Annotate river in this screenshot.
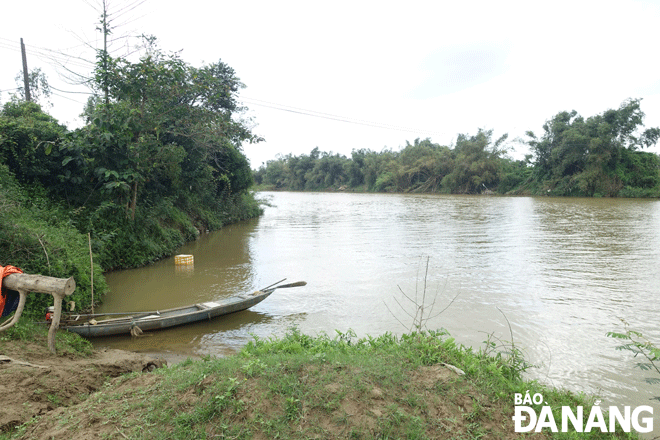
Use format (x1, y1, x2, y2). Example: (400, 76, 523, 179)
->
(95, 191, 660, 430)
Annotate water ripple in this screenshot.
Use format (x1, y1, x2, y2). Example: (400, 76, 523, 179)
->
(102, 192, 660, 435)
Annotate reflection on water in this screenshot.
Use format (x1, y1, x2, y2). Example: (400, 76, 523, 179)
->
(92, 309, 275, 358)
(100, 221, 262, 312)
(96, 192, 660, 436)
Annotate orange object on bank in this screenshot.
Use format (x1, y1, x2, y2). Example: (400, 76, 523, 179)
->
(0, 265, 23, 316)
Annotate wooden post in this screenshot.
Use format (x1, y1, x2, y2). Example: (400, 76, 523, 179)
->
(88, 232, 94, 315)
(49, 293, 65, 353)
(1, 274, 76, 353)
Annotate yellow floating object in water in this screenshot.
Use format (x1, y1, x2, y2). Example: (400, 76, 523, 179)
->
(174, 254, 194, 265)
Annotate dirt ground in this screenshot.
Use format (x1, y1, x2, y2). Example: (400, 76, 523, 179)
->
(0, 339, 165, 433)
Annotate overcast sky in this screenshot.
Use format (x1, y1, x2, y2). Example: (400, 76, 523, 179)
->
(2, 0, 660, 168)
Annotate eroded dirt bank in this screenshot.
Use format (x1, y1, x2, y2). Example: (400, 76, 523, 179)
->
(0, 339, 165, 432)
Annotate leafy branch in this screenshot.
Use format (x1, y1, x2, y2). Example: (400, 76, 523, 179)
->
(607, 319, 660, 400)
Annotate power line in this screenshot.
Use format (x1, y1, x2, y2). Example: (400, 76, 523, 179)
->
(0, 38, 95, 71)
(0, 36, 93, 59)
(0, 34, 138, 71)
(50, 90, 87, 104)
(241, 97, 444, 136)
(2, 38, 443, 137)
(50, 85, 94, 95)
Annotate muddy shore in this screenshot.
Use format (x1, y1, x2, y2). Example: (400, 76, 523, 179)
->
(0, 339, 167, 432)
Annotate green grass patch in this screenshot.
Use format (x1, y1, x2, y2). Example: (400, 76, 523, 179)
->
(0, 320, 93, 357)
(1, 328, 646, 439)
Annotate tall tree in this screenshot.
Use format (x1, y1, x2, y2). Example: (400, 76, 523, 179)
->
(63, 38, 260, 219)
(527, 99, 660, 196)
(442, 129, 507, 194)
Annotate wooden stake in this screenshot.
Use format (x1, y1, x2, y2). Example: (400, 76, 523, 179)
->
(48, 293, 64, 354)
(88, 232, 94, 315)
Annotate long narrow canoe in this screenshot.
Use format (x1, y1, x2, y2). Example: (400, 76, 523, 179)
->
(61, 288, 275, 338)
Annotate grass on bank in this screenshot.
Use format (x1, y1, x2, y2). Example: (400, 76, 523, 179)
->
(0, 320, 94, 358)
(1, 326, 642, 440)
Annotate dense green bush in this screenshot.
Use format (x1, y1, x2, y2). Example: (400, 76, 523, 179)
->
(0, 164, 107, 315)
(0, 101, 67, 189)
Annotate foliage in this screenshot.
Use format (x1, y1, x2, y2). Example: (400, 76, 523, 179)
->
(0, 163, 107, 314)
(0, 101, 67, 188)
(607, 320, 660, 401)
(62, 38, 260, 220)
(12, 68, 53, 107)
(0, 35, 263, 313)
(255, 99, 660, 197)
(526, 98, 660, 196)
(255, 134, 520, 194)
(442, 129, 507, 194)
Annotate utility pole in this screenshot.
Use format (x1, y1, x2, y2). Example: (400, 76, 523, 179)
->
(20, 38, 31, 102)
(101, 0, 109, 105)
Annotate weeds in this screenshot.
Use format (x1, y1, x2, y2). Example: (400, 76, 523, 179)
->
(480, 307, 533, 377)
(284, 396, 301, 421)
(241, 358, 267, 377)
(0, 320, 93, 356)
(385, 256, 460, 332)
(607, 319, 660, 401)
(386, 257, 532, 381)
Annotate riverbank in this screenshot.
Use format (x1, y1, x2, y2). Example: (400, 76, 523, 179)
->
(0, 324, 644, 439)
(1, 97, 266, 317)
(0, 154, 264, 317)
(0, 322, 165, 433)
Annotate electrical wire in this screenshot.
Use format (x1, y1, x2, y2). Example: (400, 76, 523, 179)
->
(241, 96, 444, 136)
(0, 38, 94, 71)
(50, 85, 94, 95)
(2, 38, 444, 137)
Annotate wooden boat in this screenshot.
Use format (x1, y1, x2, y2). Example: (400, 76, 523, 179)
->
(61, 281, 304, 338)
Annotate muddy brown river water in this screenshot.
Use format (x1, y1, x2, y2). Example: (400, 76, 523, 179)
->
(94, 191, 660, 434)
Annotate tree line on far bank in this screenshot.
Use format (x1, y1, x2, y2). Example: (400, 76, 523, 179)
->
(254, 99, 660, 198)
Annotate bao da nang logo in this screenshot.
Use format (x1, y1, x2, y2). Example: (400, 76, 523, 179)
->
(513, 392, 654, 433)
